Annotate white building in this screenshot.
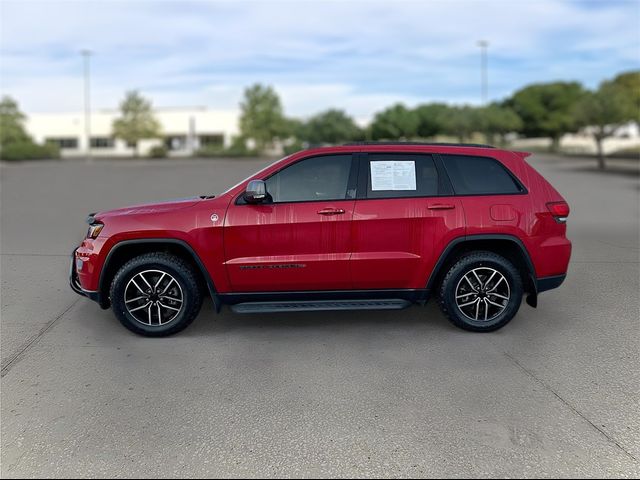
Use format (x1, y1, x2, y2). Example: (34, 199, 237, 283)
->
(25, 107, 239, 157)
(511, 121, 640, 155)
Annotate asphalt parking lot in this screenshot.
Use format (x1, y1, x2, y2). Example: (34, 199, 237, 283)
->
(1, 153, 639, 478)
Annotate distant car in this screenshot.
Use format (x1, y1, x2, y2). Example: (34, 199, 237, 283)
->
(71, 142, 571, 336)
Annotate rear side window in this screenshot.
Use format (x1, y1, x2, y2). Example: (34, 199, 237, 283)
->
(441, 155, 523, 195)
(366, 153, 439, 198)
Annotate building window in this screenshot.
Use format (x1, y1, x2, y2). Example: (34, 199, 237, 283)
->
(45, 137, 78, 149)
(164, 135, 187, 151)
(198, 134, 224, 147)
(90, 137, 115, 149)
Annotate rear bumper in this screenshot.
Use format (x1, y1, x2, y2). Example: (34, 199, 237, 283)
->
(526, 273, 566, 308)
(70, 248, 103, 305)
(536, 274, 566, 293)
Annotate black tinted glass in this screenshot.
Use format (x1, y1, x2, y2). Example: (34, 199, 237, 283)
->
(442, 155, 522, 195)
(366, 154, 439, 198)
(266, 154, 352, 203)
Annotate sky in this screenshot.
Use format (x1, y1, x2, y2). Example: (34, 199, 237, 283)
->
(0, 0, 638, 122)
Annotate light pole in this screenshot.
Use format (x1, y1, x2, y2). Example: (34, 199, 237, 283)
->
(80, 49, 92, 159)
(477, 40, 489, 105)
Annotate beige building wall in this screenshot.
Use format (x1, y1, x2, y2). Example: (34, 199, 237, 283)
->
(25, 107, 239, 157)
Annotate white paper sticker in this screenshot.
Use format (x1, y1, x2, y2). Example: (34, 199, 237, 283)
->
(370, 161, 416, 191)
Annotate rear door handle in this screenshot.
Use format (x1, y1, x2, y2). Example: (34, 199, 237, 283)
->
(428, 203, 455, 210)
(317, 208, 346, 215)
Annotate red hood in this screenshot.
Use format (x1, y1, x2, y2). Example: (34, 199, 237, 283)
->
(95, 196, 204, 220)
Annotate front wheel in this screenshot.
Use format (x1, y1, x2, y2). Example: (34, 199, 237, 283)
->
(438, 251, 523, 332)
(110, 252, 203, 337)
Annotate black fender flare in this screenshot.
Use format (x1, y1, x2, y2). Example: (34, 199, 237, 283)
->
(99, 238, 221, 311)
(426, 234, 538, 307)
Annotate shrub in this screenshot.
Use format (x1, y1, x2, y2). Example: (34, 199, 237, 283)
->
(148, 145, 168, 158)
(223, 136, 258, 157)
(0, 141, 60, 161)
(194, 144, 226, 158)
(194, 137, 258, 158)
(283, 140, 305, 156)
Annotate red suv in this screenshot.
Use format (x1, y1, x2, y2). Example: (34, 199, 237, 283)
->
(70, 143, 571, 336)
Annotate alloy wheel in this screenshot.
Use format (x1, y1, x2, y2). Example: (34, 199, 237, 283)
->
(124, 269, 184, 326)
(454, 267, 510, 322)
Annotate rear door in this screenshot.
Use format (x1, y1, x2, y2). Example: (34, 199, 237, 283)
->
(223, 154, 357, 292)
(351, 152, 465, 289)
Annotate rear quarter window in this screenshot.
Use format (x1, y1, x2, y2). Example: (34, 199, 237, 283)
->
(441, 154, 523, 195)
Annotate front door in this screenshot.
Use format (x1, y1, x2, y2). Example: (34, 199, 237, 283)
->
(224, 154, 357, 292)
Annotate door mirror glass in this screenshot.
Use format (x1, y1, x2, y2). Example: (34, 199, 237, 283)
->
(243, 179, 268, 204)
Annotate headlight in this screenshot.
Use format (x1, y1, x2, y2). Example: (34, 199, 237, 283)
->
(87, 222, 104, 239)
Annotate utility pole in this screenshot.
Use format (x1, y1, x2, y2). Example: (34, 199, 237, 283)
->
(477, 40, 489, 105)
(80, 49, 92, 160)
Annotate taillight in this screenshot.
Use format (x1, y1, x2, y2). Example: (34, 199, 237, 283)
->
(547, 201, 570, 223)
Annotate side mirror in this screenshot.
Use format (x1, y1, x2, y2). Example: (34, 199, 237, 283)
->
(243, 179, 267, 204)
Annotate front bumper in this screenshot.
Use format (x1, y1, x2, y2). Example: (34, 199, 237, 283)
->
(70, 248, 103, 305)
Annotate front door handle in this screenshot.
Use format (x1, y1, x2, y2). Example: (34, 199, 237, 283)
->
(317, 208, 346, 215)
(428, 203, 456, 210)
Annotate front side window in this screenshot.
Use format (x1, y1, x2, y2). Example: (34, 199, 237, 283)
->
(441, 155, 523, 195)
(366, 153, 439, 198)
(265, 154, 352, 203)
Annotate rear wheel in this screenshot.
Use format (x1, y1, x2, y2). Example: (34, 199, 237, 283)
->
(438, 251, 523, 332)
(110, 252, 203, 337)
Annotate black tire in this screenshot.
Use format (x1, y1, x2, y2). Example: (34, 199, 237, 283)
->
(438, 251, 523, 332)
(110, 252, 203, 337)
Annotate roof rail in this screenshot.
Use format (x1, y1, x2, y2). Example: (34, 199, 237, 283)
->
(343, 141, 495, 148)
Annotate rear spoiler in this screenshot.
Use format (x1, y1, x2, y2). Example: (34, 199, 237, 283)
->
(512, 151, 532, 159)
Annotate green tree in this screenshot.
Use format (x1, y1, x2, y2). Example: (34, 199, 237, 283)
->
(477, 104, 523, 145)
(507, 82, 586, 151)
(298, 109, 362, 145)
(608, 70, 640, 124)
(0, 96, 31, 146)
(414, 103, 450, 139)
(112, 90, 162, 157)
(574, 82, 635, 170)
(239, 84, 288, 154)
(370, 103, 419, 140)
(440, 106, 479, 143)
(287, 117, 308, 141)
(0, 96, 59, 160)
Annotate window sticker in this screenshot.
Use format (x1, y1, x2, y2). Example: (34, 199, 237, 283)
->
(370, 161, 416, 191)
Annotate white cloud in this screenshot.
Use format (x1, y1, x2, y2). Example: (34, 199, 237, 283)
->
(1, 0, 638, 120)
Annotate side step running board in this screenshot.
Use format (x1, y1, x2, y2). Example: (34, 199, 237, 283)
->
(231, 299, 411, 314)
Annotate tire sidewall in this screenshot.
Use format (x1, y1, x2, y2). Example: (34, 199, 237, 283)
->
(442, 255, 522, 331)
(111, 256, 199, 336)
